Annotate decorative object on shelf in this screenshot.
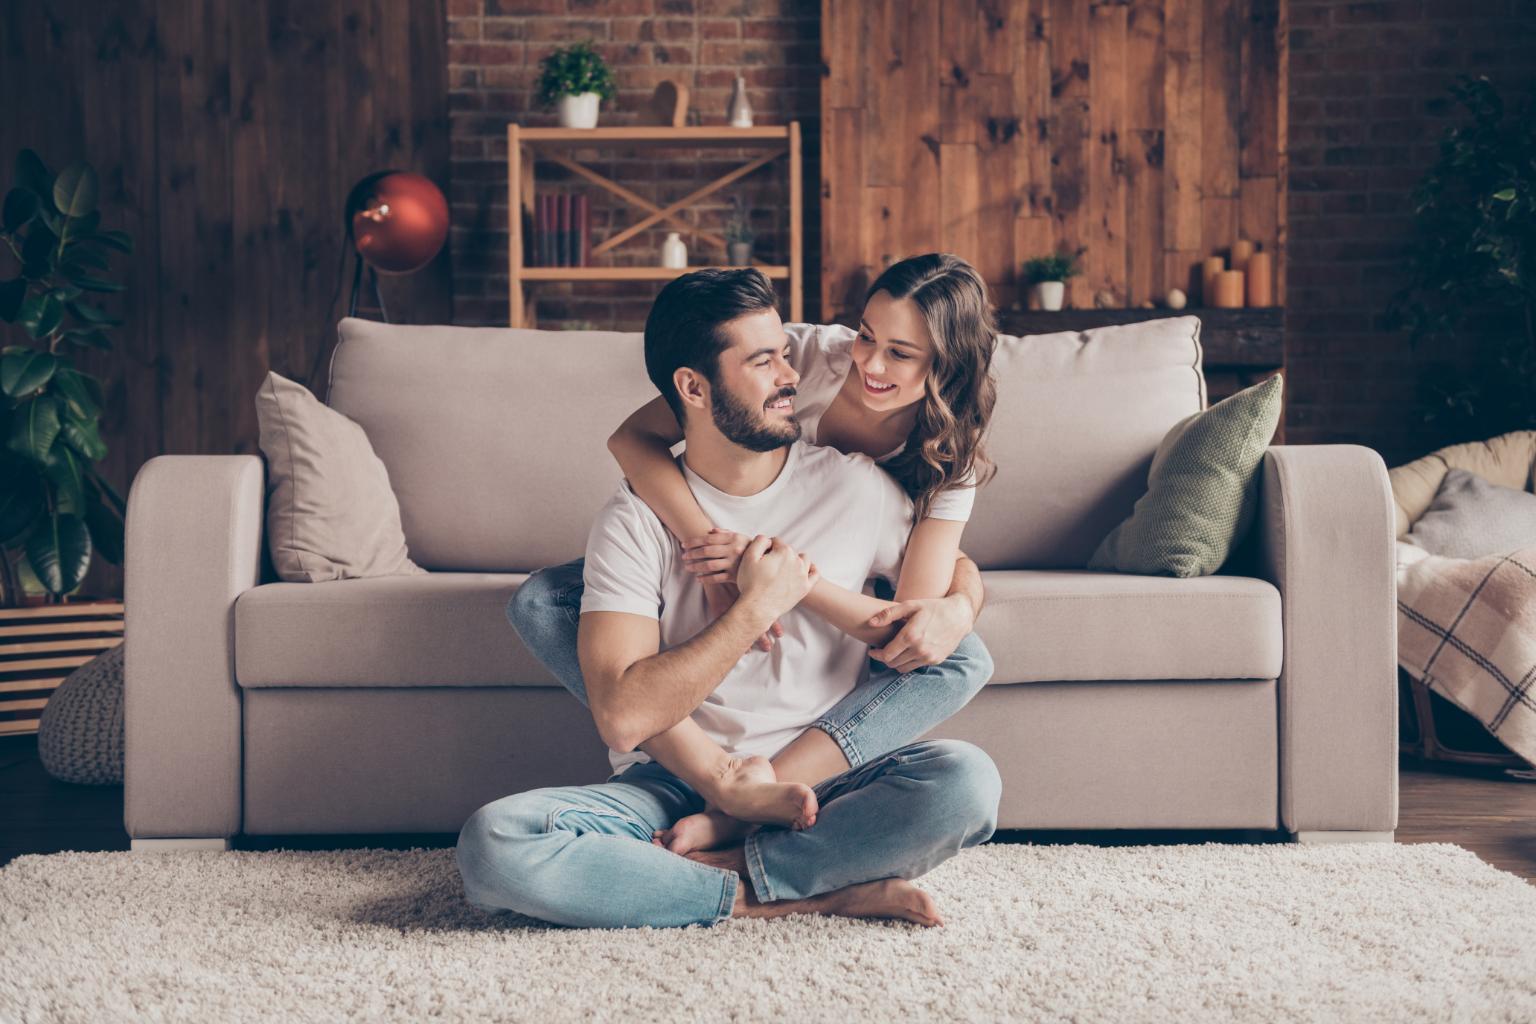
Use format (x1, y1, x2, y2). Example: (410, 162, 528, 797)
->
(1166, 287, 1187, 310)
(1201, 255, 1226, 306)
(0, 149, 129, 607)
(535, 41, 616, 130)
(1021, 248, 1084, 312)
(661, 231, 688, 269)
(534, 192, 589, 267)
(1246, 250, 1273, 306)
(1231, 238, 1255, 272)
(727, 75, 754, 128)
(724, 195, 755, 265)
(36, 643, 123, 782)
(1093, 289, 1116, 309)
(650, 80, 689, 128)
(1, 598, 123, 741)
(1212, 269, 1246, 308)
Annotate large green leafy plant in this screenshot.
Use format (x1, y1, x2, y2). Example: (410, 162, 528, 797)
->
(1386, 75, 1536, 437)
(0, 149, 129, 606)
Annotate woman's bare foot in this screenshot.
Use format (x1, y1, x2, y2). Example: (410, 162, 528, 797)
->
(701, 755, 818, 829)
(653, 808, 751, 855)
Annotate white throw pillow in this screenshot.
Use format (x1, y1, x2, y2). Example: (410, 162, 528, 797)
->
(254, 371, 426, 583)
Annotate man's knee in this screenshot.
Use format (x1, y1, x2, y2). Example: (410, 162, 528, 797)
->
(455, 793, 550, 911)
(507, 570, 558, 632)
(922, 739, 1002, 842)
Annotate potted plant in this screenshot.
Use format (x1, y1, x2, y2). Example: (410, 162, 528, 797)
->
(1021, 248, 1085, 311)
(0, 149, 129, 608)
(725, 196, 755, 266)
(535, 41, 618, 130)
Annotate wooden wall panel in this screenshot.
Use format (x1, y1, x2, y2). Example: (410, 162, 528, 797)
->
(0, 0, 449, 599)
(821, 0, 1287, 323)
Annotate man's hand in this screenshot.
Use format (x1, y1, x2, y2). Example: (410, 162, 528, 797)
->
(866, 593, 977, 673)
(703, 580, 784, 653)
(735, 535, 818, 621)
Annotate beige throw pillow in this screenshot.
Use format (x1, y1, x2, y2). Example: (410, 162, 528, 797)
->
(254, 371, 426, 583)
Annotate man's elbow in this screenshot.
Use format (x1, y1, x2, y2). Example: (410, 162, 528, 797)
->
(592, 706, 647, 753)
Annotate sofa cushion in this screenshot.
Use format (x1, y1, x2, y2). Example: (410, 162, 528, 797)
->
(254, 371, 426, 583)
(1087, 373, 1284, 577)
(1405, 467, 1536, 559)
(327, 315, 1204, 572)
(234, 567, 1281, 688)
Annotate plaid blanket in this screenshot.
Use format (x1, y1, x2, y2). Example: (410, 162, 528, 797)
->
(1396, 541, 1536, 766)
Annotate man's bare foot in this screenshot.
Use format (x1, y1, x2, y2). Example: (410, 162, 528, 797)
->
(652, 809, 750, 855)
(702, 755, 818, 829)
(731, 876, 943, 927)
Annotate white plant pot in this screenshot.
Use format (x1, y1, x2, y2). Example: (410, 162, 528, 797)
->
(1033, 280, 1066, 311)
(556, 92, 601, 129)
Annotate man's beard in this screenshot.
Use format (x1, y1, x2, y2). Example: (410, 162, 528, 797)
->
(709, 382, 802, 452)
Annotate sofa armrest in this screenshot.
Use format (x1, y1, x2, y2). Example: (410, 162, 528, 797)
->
(1258, 445, 1398, 834)
(125, 455, 265, 840)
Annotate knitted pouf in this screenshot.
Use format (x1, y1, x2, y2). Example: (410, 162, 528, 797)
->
(36, 645, 124, 786)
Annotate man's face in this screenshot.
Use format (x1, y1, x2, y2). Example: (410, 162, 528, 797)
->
(704, 308, 802, 452)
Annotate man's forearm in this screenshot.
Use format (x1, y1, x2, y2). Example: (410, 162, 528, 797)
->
(947, 554, 984, 620)
(606, 599, 777, 751)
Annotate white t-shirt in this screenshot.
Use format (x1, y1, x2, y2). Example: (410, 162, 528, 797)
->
(581, 441, 914, 776)
(782, 322, 976, 523)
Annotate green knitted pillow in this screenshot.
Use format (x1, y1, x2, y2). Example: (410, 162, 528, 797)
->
(1088, 373, 1284, 578)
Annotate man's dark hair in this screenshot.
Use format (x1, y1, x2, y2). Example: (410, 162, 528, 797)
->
(644, 268, 779, 422)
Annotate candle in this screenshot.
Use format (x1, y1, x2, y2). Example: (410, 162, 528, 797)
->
(1231, 239, 1255, 273)
(1201, 256, 1226, 306)
(1245, 251, 1273, 306)
(1213, 269, 1246, 308)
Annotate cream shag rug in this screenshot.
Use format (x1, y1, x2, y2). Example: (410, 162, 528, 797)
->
(2, 842, 1534, 1023)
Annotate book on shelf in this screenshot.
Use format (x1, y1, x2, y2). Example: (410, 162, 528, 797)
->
(531, 191, 590, 267)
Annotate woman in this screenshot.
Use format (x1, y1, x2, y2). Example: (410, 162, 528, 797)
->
(511, 253, 999, 854)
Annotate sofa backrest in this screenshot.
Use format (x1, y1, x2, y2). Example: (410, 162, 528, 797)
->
(327, 314, 1204, 572)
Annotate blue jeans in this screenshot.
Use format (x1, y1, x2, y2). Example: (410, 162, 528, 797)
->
(506, 557, 995, 770)
(455, 738, 1002, 928)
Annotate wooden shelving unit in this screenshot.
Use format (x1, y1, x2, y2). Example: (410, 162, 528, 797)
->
(507, 124, 803, 328)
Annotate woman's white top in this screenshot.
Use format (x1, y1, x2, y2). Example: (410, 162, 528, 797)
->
(782, 322, 976, 523)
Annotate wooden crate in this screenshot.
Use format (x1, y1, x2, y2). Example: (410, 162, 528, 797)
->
(0, 600, 124, 736)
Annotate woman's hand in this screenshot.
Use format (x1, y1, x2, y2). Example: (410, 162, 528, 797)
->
(865, 594, 977, 673)
(703, 579, 785, 652)
(682, 528, 751, 585)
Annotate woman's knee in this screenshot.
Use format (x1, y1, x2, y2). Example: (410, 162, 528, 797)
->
(922, 739, 1002, 839)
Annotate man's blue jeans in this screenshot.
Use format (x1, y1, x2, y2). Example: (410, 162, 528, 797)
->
(455, 738, 1002, 928)
(505, 557, 995, 770)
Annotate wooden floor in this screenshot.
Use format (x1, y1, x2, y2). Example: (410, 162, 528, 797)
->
(2, 734, 1533, 880)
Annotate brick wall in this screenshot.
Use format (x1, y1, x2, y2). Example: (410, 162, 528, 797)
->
(446, 0, 820, 331)
(1286, 0, 1536, 466)
(447, 1, 1535, 468)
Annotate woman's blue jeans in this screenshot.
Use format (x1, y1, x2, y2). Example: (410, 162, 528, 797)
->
(506, 557, 994, 772)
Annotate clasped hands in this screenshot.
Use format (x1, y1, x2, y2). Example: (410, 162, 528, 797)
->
(683, 528, 974, 673)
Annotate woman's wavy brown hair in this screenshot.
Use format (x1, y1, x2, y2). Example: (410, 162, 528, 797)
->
(863, 253, 999, 521)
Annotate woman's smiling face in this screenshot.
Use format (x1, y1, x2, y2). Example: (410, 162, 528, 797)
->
(852, 289, 935, 411)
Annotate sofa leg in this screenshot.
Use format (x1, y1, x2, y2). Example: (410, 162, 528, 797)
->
(130, 838, 232, 853)
(1292, 830, 1395, 844)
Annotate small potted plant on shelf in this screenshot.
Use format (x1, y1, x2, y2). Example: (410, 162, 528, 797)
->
(1022, 248, 1085, 311)
(536, 41, 618, 130)
(0, 149, 130, 608)
(724, 196, 755, 266)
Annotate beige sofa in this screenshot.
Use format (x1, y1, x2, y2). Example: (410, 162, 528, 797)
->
(123, 314, 1398, 851)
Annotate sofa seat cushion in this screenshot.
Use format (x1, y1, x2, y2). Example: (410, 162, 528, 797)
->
(236, 569, 1281, 689)
(236, 573, 557, 688)
(976, 570, 1282, 683)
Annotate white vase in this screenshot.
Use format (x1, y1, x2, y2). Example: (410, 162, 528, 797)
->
(661, 232, 687, 269)
(1033, 280, 1065, 311)
(727, 76, 754, 128)
(556, 92, 601, 129)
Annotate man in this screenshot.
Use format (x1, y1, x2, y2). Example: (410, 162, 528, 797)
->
(456, 269, 1001, 928)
